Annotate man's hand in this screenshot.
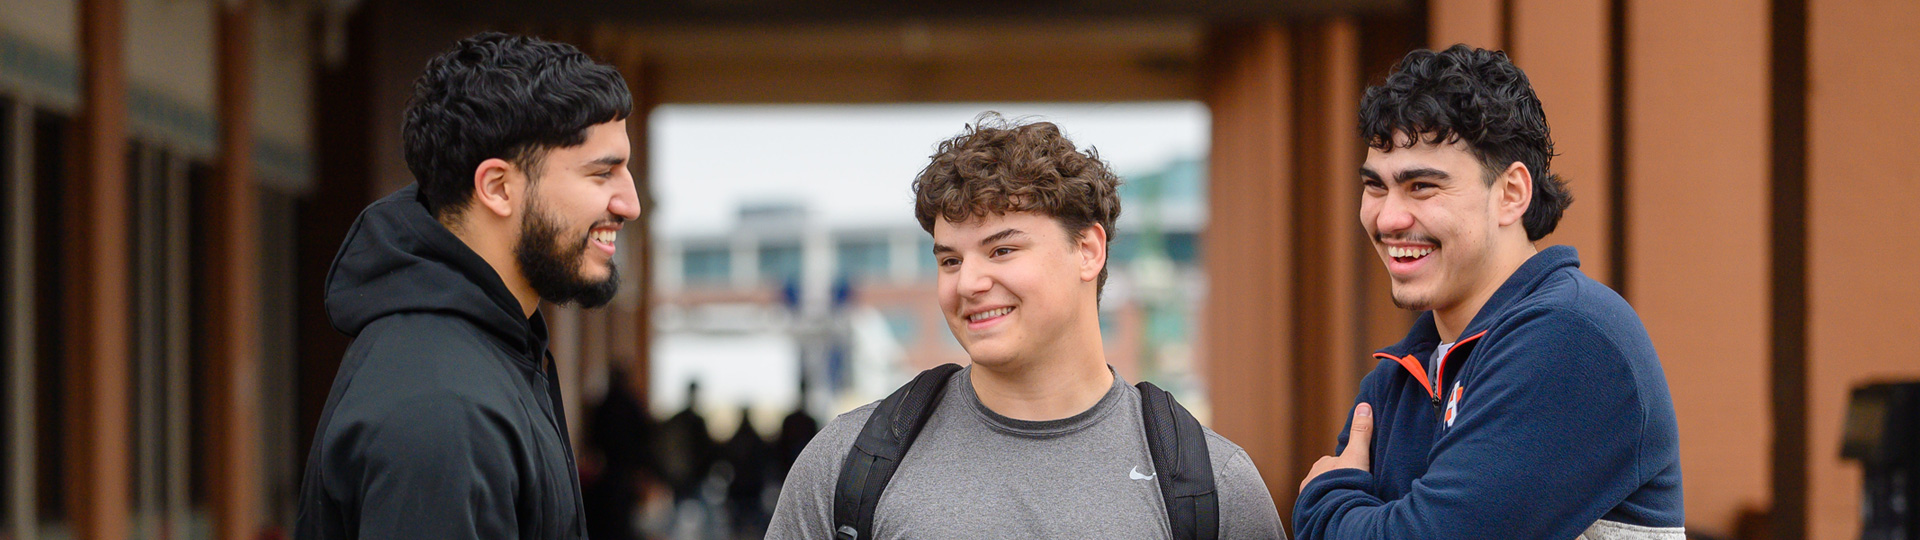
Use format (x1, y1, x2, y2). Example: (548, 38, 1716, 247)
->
(1300, 403, 1374, 493)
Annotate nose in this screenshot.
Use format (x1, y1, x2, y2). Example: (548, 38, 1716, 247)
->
(608, 168, 642, 221)
(955, 258, 993, 298)
(1372, 191, 1415, 235)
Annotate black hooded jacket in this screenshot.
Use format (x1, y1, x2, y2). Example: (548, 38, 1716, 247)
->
(296, 184, 586, 539)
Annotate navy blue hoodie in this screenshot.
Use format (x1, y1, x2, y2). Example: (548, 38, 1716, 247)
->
(1293, 246, 1684, 540)
(296, 184, 586, 539)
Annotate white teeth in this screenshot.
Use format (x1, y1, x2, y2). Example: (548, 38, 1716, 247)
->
(1388, 246, 1434, 259)
(591, 230, 617, 243)
(967, 307, 1012, 322)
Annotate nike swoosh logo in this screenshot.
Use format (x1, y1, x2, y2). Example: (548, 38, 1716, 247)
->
(1130, 466, 1155, 480)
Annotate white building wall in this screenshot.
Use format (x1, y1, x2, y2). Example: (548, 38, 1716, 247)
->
(889, 229, 922, 284)
(0, 0, 314, 189)
(127, 0, 215, 148)
(0, 0, 76, 72)
(249, 1, 314, 191)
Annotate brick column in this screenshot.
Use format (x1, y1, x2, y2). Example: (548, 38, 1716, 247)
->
(1286, 18, 1371, 515)
(1805, 1, 1920, 538)
(1201, 20, 1295, 507)
(1509, 0, 1617, 285)
(67, 0, 132, 536)
(1624, 0, 1773, 534)
(207, 1, 262, 538)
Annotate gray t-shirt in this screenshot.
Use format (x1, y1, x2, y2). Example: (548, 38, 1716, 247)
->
(767, 366, 1285, 539)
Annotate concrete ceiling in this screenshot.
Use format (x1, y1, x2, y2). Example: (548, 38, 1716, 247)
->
(402, 0, 1416, 103)
(428, 0, 1413, 25)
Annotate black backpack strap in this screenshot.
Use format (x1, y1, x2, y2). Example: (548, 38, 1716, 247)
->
(831, 363, 964, 540)
(1138, 381, 1220, 540)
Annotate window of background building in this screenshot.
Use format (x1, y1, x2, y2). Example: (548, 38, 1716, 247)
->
(1110, 233, 1140, 261)
(758, 243, 801, 285)
(1108, 231, 1202, 266)
(835, 238, 889, 281)
(257, 186, 304, 524)
(126, 139, 151, 519)
(880, 308, 919, 346)
(127, 141, 192, 531)
(1165, 232, 1200, 265)
(0, 94, 13, 532)
(31, 108, 66, 526)
(918, 237, 935, 277)
(186, 160, 214, 510)
(682, 246, 730, 285)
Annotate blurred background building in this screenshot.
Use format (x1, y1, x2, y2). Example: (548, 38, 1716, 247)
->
(0, 0, 1915, 539)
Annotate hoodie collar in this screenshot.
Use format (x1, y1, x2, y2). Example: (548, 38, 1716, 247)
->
(324, 184, 546, 361)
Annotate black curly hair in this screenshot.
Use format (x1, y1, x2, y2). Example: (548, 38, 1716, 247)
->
(403, 32, 632, 222)
(1359, 44, 1571, 241)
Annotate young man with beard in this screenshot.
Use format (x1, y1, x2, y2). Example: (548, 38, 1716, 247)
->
(767, 115, 1284, 539)
(296, 32, 637, 539)
(1292, 45, 1685, 540)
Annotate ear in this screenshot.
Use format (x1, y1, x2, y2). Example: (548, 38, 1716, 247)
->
(472, 157, 522, 219)
(1494, 161, 1533, 228)
(1077, 223, 1108, 283)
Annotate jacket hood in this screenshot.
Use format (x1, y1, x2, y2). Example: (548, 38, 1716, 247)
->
(325, 184, 540, 353)
(1377, 245, 1583, 357)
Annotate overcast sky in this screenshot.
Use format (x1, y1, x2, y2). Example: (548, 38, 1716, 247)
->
(648, 102, 1210, 235)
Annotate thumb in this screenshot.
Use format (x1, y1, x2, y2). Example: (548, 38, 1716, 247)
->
(1342, 403, 1374, 461)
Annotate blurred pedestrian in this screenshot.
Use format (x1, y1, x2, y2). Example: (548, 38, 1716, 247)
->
(772, 379, 819, 483)
(586, 366, 652, 540)
(723, 406, 774, 537)
(658, 381, 717, 504)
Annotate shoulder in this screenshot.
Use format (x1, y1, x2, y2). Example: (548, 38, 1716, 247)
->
(1468, 273, 1673, 419)
(324, 321, 527, 454)
(355, 312, 501, 362)
(1502, 267, 1654, 352)
(784, 402, 879, 489)
(342, 314, 520, 407)
(1199, 427, 1263, 485)
(1198, 425, 1275, 507)
(316, 388, 524, 488)
(1200, 426, 1286, 538)
(1483, 274, 1660, 380)
(769, 401, 882, 539)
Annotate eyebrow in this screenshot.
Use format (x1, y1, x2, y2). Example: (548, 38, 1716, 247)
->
(1393, 167, 1450, 184)
(980, 228, 1027, 245)
(1360, 166, 1450, 184)
(580, 155, 626, 169)
(931, 228, 1029, 255)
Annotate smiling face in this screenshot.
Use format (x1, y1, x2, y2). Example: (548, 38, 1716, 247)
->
(933, 211, 1105, 369)
(1359, 135, 1519, 316)
(513, 120, 640, 308)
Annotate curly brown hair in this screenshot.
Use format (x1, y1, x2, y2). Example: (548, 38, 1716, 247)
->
(912, 113, 1123, 297)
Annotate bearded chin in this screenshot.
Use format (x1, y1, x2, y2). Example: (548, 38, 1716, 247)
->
(516, 202, 621, 309)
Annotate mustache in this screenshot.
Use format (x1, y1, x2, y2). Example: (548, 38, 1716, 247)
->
(1374, 231, 1440, 246)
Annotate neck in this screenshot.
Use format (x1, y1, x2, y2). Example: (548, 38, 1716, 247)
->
(1433, 239, 1537, 343)
(448, 219, 540, 318)
(970, 308, 1111, 421)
